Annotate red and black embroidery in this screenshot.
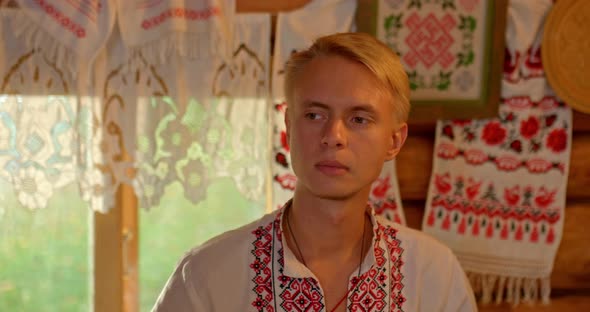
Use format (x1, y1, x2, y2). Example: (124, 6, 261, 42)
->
(250, 211, 407, 311)
(348, 267, 388, 311)
(437, 95, 569, 174)
(504, 45, 545, 83)
(436, 142, 566, 174)
(369, 175, 404, 223)
(250, 217, 278, 311)
(426, 172, 561, 244)
(278, 278, 324, 311)
(250, 211, 325, 311)
(347, 224, 406, 312)
(382, 225, 406, 311)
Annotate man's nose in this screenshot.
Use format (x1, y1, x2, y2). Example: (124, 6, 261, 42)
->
(321, 118, 347, 148)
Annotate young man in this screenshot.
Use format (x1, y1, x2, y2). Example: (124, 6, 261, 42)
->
(152, 32, 477, 312)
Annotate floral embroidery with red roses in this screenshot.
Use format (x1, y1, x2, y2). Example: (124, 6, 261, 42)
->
(438, 95, 569, 173)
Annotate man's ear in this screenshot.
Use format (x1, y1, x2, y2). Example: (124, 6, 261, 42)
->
(385, 122, 408, 161)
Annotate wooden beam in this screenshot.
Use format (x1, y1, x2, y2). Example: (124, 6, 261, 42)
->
(236, 0, 311, 13)
(122, 184, 139, 312)
(94, 193, 123, 312)
(572, 111, 590, 133)
(478, 294, 590, 311)
(94, 183, 138, 312)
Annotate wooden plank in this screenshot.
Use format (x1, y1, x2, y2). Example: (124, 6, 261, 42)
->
(236, 0, 311, 13)
(478, 294, 590, 311)
(122, 184, 139, 312)
(567, 136, 590, 199)
(94, 184, 138, 312)
(551, 200, 590, 290)
(94, 193, 123, 312)
(401, 200, 590, 291)
(397, 134, 590, 200)
(397, 135, 434, 200)
(573, 111, 590, 133)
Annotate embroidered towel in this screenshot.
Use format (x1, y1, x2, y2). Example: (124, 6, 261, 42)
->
(271, 0, 405, 224)
(12, 0, 116, 77)
(423, 0, 571, 305)
(116, 0, 235, 65)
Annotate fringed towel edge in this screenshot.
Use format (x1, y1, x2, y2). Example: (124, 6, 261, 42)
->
(467, 271, 551, 306)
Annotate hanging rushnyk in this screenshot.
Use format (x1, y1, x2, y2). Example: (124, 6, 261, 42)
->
(423, 0, 571, 305)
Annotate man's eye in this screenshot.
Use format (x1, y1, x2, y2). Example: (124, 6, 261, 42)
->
(351, 116, 368, 124)
(305, 113, 322, 120)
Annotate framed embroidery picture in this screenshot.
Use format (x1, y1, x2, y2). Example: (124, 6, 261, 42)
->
(356, 0, 508, 124)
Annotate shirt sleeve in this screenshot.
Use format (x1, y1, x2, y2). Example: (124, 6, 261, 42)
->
(443, 255, 478, 312)
(151, 255, 209, 312)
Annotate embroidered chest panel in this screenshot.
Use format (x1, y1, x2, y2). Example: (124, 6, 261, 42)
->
(249, 212, 406, 311)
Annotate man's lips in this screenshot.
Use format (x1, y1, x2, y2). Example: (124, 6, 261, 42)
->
(315, 160, 349, 175)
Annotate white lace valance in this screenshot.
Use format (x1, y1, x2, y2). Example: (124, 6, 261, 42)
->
(0, 10, 271, 212)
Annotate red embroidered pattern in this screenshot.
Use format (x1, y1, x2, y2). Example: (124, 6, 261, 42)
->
(370, 175, 403, 223)
(502, 96, 562, 111)
(250, 213, 406, 311)
(504, 46, 545, 83)
(250, 219, 277, 311)
(141, 6, 221, 30)
(349, 224, 405, 311)
(272, 101, 295, 195)
(382, 226, 406, 310)
(348, 268, 388, 310)
(436, 143, 566, 174)
(404, 13, 456, 69)
(274, 174, 296, 191)
(278, 278, 324, 311)
(438, 95, 569, 174)
(35, 0, 87, 38)
(250, 212, 325, 311)
(427, 172, 561, 244)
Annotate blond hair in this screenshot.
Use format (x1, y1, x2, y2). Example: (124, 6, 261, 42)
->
(283, 32, 410, 123)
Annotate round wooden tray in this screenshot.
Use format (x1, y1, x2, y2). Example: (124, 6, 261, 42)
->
(542, 0, 590, 114)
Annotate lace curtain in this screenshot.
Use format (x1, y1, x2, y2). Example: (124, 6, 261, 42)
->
(0, 9, 270, 213)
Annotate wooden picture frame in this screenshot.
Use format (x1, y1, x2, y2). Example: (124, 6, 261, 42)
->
(356, 0, 508, 125)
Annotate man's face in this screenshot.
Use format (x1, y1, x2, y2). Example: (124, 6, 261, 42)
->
(286, 55, 406, 200)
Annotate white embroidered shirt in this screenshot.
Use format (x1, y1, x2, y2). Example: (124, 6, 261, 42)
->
(152, 203, 477, 311)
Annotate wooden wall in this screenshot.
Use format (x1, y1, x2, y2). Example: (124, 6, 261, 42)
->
(397, 111, 590, 311)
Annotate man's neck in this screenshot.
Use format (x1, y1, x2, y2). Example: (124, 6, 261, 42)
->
(287, 185, 372, 261)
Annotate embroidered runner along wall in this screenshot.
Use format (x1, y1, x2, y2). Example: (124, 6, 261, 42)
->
(271, 0, 405, 223)
(423, 0, 571, 305)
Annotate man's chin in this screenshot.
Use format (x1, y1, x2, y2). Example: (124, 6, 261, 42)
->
(307, 185, 364, 201)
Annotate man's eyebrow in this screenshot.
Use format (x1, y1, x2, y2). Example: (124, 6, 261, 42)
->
(350, 104, 378, 115)
(303, 100, 330, 109)
(303, 101, 378, 115)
